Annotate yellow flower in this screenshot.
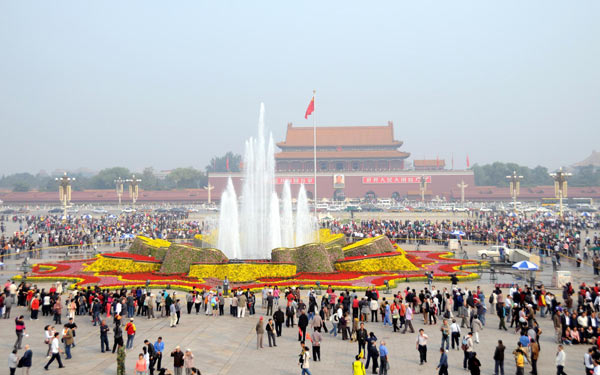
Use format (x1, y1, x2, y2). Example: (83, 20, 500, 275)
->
(188, 263, 296, 282)
(335, 253, 418, 272)
(138, 236, 171, 248)
(84, 256, 161, 273)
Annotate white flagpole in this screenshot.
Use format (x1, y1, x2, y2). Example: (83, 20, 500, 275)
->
(312, 89, 318, 219)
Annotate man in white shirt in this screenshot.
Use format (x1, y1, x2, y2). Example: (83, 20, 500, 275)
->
(555, 345, 566, 375)
(44, 332, 64, 370)
(416, 329, 428, 365)
(450, 319, 461, 350)
(585, 347, 595, 374)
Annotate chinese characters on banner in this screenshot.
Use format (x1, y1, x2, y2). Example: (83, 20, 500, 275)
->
(275, 177, 315, 185)
(362, 176, 431, 184)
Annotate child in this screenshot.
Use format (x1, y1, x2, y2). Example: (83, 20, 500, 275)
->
(135, 353, 147, 375)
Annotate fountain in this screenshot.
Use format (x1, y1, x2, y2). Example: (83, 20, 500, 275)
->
(217, 103, 316, 259)
(216, 178, 241, 258)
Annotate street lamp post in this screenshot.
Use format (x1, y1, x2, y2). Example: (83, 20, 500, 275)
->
(419, 175, 427, 203)
(549, 168, 572, 218)
(203, 183, 215, 204)
(126, 175, 142, 207)
(55, 172, 75, 219)
(457, 180, 468, 204)
(114, 178, 125, 208)
(506, 171, 523, 212)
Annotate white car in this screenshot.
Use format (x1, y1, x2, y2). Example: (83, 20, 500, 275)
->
(91, 208, 108, 214)
(121, 207, 136, 213)
(477, 245, 513, 259)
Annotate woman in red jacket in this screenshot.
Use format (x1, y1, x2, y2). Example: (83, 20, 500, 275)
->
(30, 295, 40, 320)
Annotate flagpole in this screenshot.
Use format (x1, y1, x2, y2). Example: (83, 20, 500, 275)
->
(312, 90, 318, 219)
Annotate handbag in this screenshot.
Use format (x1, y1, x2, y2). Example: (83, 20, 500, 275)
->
(17, 357, 24, 368)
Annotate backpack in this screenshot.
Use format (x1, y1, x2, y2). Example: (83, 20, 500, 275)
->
(461, 337, 469, 351)
(489, 294, 494, 304)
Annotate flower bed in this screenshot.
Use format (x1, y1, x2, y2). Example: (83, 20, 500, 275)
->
(137, 236, 171, 248)
(188, 262, 296, 282)
(18, 250, 483, 292)
(334, 252, 419, 272)
(84, 254, 161, 273)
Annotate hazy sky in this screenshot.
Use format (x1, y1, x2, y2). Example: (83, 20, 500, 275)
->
(1, 1, 598, 175)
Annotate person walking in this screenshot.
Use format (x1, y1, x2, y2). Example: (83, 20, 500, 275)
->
(112, 321, 124, 353)
(117, 344, 126, 375)
(468, 352, 481, 375)
(100, 320, 110, 353)
(14, 315, 25, 350)
(256, 316, 265, 349)
(440, 319, 450, 351)
(144, 340, 156, 375)
(365, 332, 378, 374)
(44, 332, 65, 370)
(462, 332, 474, 370)
(298, 311, 309, 342)
(512, 342, 529, 375)
(530, 338, 539, 375)
(450, 318, 461, 350)
(170, 303, 177, 327)
(312, 329, 322, 361)
(357, 322, 368, 356)
(125, 318, 136, 350)
(379, 340, 389, 375)
(184, 349, 195, 375)
(171, 346, 184, 375)
(266, 318, 277, 347)
(62, 324, 74, 360)
(299, 345, 312, 375)
(436, 348, 448, 375)
(273, 307, 284, 337)
(8, 349, 18, 375)
(555, 345, 566, 375)
(402, 305, 415, 334)
(20, 344, 32, 375)
(493, 340, 505, 375)
(353, 354, 366, 375)
(416, 329, 428, 365)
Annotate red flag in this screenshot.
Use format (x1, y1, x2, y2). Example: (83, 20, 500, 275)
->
(436, 155, 439, 169)
(226, 157, 230, 171)
(304, 96, 315, 119)
(466, 155, 470, 168)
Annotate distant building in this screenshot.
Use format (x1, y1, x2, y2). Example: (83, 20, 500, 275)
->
(275, 122, 410, 172)
(413, 159, 445, 171)
(572, 151, 600, 168)
(210, 122, 474, 201)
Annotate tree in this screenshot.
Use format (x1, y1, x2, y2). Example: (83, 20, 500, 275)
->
(206, 152, 242, 173)
(88, 167, 130, 189)
(473, 162, 552, 187)
(139, 167, 160, 190)
(12, 182, 30, 192)
(166, 167, 207, 189)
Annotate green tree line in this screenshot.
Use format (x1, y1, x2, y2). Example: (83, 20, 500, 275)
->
(472, 162, 600, 187)
(0, 152, 241, 192)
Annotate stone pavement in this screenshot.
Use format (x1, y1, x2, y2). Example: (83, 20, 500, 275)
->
(0, 278, 593, 375)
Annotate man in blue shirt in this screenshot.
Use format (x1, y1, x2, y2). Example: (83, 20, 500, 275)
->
(153, 336, 164, 370)
(436, 347, 448, 375)
(519, 333, 530, 348)
(379, 341, 389, 375)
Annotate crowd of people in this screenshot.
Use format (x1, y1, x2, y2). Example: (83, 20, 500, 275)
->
(324, 212, 600, 262)
(0, 212, 204, 261)
(4, 276, 600, 374)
